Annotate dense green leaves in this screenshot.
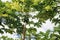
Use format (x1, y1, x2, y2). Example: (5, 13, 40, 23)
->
(0, 0, 59, 40)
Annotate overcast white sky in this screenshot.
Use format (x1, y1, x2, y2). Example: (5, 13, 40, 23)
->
(36, 19, 54, 33)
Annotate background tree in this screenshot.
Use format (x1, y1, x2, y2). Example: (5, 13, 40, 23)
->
(0, 0, 57, 40)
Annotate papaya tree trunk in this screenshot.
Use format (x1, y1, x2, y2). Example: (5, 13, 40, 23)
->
(29, 34, 31, 40)
(22, 24, 26, 40)
(22, 13, 29, 40)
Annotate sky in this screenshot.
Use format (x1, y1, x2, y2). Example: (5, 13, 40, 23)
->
(1, 0, 12, 2)
(37, 19, 54, 33)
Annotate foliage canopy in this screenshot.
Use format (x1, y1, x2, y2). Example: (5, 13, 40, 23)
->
(0, 0, 59, 40)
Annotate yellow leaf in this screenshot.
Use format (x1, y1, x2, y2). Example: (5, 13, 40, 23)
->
(10, 2, 21, 11)
(33, 0, 44, 5)
(20, 0, 24, 2)
(2, 14, 8, 17)
(5, 2, 11, 8)
(44, 5, 52, 11)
